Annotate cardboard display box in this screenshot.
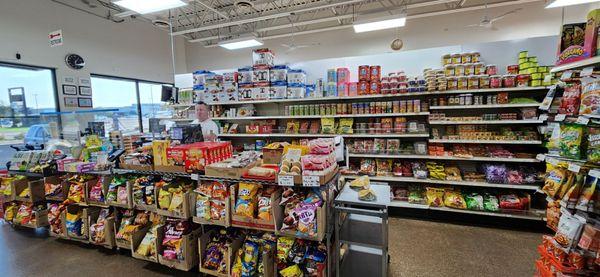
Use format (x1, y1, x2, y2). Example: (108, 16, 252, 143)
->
(14, 179, 44, 202)
(155, 188, 193, 219)
(3, 177, 27, 202)
(131, 225, 163, 263)
(191, 191, 231, 227)
(276, 193, 329, 242)
(204, 159, 259, 179)
(48, 209, 66, 238)
(13, 209, 49, 228)
(114, 219, 150, 250)
(86, 176, 111, 207)
(44, 176, 69, 201)
(119, 155, 154, 171)
(230, 184, 282, 232)
(64, 205, 90, 243)
(158, 228, 202, 271)
(278, 164, 338, 186)
(65, 178, 98, 206)
(198, 229, 244, 277)
(263, 148, 284, 165)
(88, 210, 116, 249)
(106, 180, 133, 209)
(154, 165, 186, 173)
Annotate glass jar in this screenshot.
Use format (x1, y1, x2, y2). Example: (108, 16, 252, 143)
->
(516, 74, 530, 87)
(457, 77, 468, 90)
(474, 63, 485, 75)
(479, 75, 490, 89)
(490, 75, 502, 88)
(502, 75, 517, 88)
(455, 64, 466, 76)
(471, 52, 481, 63)
(447, 77, 458, 90)
(451, 53, 461, 64)
(464, 63, 475, 76)
(486, 64, 498, 75)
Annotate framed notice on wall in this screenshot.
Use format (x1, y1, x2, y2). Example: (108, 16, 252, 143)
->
(77, 97, 92, 108)
(64, 97, 77, 108)
(62, 84, 77, 95)
(79, 86, 92, 96)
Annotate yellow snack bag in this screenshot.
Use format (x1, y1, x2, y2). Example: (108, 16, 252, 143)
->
(168, 190, 184, 212)
(337, 118, 354, 134)
(543, 163, 567, 198)
(444, 190, 467, 209)
(425, 187, 444, 207)
(158, 189, 172, 210)
(321, 118, 335, 134)
(19, 187, 30, 198)
(235, 183, 259, 217)
(280, 264, 303, 277)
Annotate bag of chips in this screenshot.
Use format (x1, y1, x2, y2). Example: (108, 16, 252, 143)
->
(276, 236, 295, 264)
(67, 183, 85, 203)
(117, 186, 128, 205)
(158, 189, 172, 210)
(576, 175, 598, 211)
(89, 179, 105, 202)
(280, 264, 303, 277)
(320, 117, 335, 134)
(66, 210, 83, 237)
(465, 193, 484, 210)
(425, 187, 444, 207)
(337, 118, 353, 134)
(543, 163, 567, 198)
(444, 190, 467, 209)
(241, 240, 259, 276)
(257, 191, 272, 221)
(235, 183, 260, 217)
(210, 200, 226, 220)
(162, 218, 191, 260)
(483, 193, 499, 212)
(555, 212, 584, 251)
(196, 194, 210, 219)
(296, 202, 317, 236)
(588, 127, 600, 164)
(169, 189, 184, 212)
(560, 124, 584, 159)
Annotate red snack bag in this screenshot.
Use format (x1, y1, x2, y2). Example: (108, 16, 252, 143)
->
(559, 82, 582, 115)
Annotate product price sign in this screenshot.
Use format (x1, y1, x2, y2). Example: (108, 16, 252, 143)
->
(576, 116, 590, 125)
(560, 71, 573, 81)
(302, 175, 320, 187)
(589, 169, 600, 178)
(581, 67, 594, 77)
(278, 175, 295, 187)
(539, 114, 548, 121)
(555, 114, 566, 122)
(546, 157, 559, 166)
(191, 174, 199, 181)
(536, 154, 546, 161)
(568, 163, 581, 173)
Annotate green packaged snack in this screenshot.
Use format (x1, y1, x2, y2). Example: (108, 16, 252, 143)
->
(321, 117, 335, 134)
(588, 127, 600, 164)
(465, 193, 484, 211)
(408, 185, 425, 204)
(559, 123, 584, 159)
(483, 193, 499, 212)
(337, 118, 354, 134)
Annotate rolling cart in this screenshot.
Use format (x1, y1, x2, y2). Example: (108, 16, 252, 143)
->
(334, 177, 390, 277)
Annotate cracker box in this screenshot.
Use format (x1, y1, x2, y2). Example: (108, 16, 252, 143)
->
(336, 68, 350, 85)
(237, 67, 253, 85)
(556, 23, 588, 65)
(252, 65, 270, 83)
(252, 48, 274, 67)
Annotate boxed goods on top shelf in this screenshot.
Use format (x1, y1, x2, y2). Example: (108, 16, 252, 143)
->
(429, 92, 540, 107)
(284, 99, 428, 117)
(151, 140, 233, 173)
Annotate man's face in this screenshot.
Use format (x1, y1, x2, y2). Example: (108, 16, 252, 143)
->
(195, 104, 209, 121)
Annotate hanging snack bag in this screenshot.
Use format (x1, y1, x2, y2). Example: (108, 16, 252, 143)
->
(196, 194, 210, 219)
(543, 163, 567, 198)
(425, 187, 444, 207)
(257, 187, 274, 221)
(376, 159, 392, 176)
(560, 123, 584, 159)
(68, 182, 85, 203)
(588, 127, 600, 164)
(579, 77, 600, 116)
(576, 175, 598, 211)
(296, 202, 317, 236)
(235, 182, 260, 217)
(558, 82, 582, 115)
(555, 212, 584, 250)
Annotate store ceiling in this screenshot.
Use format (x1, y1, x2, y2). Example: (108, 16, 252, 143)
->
(51, 0, 543, 45)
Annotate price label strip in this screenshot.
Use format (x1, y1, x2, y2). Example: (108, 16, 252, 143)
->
(302, 175, 321, 187)
(278, 175, 295, 187)
(581, 66, 594, 77)
(555, 114, 566, 122)
(536, 154, 546, 162)
(568, 163, 581, 173)
(576, 116, 590, 125)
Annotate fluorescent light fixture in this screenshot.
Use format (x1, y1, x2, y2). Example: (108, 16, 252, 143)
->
(546, 0, 600, 8)
(219, 37, 263, 50)
(114, 0, 187, 14)
(353, 14, 406, 33)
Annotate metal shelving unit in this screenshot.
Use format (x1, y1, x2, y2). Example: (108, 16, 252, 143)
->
(342, 174, 541, 190)
(218, 133, 430, 138)
(550, 56, 600, 73)
(389, 201, 544, 221)
(213, 112, 430, 120)
(429, 103, 541, 110)
(428, 119, 544, 125)
(347, 153, 540, 163)
(428, 139, 543, 145)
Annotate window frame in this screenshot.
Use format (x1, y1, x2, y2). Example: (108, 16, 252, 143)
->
(90, 73, 173, 132)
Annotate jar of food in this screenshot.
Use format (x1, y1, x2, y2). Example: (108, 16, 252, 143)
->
(414, 99, 421, 112)
(516, 74, 530, 87)
(507, 65, 519, 75)
(479, 75, 490, 89)
(502, 75, 516, 88)
(457, 76, 468, 90)
(490, 75, 502, 88)
(461, 53, 472, 64)
(486, 64, 498, 75)
(442, 54, 452, 66)
(455, 64, 465, 76)
(471, 52, 481, 63)
(473, 63, 485, 75)
(400, 101, 407, 113)
(451, 53, 461, 64)
(465, 94, 473, 105)
(447, 77, 458, 90)
(443, 65, 455, 77)
(464, 63, 475, 76)
(459, 95, 466, 105)
(467, 76, 479, 90)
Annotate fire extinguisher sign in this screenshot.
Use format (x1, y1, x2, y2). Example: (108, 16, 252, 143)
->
(49, 29, 63, 47)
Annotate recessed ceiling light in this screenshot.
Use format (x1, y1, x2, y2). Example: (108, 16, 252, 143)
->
(219, 37, 264, 50)
(114, 0, 187, 14)
(546, 0, 600, 8)
(353, 15, 407, 33)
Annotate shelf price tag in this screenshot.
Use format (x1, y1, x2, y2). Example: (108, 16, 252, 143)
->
(546, 157, 559, 166)
(561, 70, 573, 81)
(302, 175, 321, 187)
(555, 114, 566, 122)
(536, 154, 546, 161)
(589, 169, 600, 178)
(191, 174, 199, 181)
(539, 114, 549, 121)
(278, 175, 295, 187)
(581, 66, 594, 77)
(543, 74, 552, 83)
(576, 116, 590, 125)
(568, 163, 581, 173)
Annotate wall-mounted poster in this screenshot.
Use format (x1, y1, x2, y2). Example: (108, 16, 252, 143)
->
(62, 84, 77, 95)
(62, 76, 76, 84)
(64, 97, 77, 108)
(79, 86, 92, 96)
(78, 77, 91, 86)
(77, 97, 92, 108)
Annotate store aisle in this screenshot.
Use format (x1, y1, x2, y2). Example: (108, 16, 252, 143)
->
(0, 218, 541, 277)
(388, 218, 541, 277)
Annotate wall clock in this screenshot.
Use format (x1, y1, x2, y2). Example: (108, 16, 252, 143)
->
(65, 54, 85, 70)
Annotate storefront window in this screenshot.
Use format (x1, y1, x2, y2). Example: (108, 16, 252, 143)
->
(90, 76, 140, 134)
(138, 82, 172, 132)
(0, 63, 58, 168)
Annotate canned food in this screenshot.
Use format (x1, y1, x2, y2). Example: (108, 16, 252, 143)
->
(457, 77, 468, 90)
(461, 53, 472, 64)
(479, 75, 490, 89)
(467, 76, 479, 90)
(486, 65, 498, 75)
(502, 75, 516, 88)
(464, 63, 475, 76)
(442, 54, 452, 66)
(490, 75, 502, 88)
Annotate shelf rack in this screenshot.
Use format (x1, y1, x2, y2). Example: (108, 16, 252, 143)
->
(429, 103, 541, 110)
(346, 153, 540, 163)
(550, 56, 600, 73)
(388, 201, 544, 221)
(218, 133, 430, 138)
(342, 174, 541, 190)
(428, 139, 543, 145)
(213, 112, 430, 120)
(428, 119, 544, 125)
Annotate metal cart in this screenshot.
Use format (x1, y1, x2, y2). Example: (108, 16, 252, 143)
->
(334, 178, 390, 277)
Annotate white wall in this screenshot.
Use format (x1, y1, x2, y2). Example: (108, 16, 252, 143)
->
(184, 1, 592, 71)
(0, 0, 186, 111)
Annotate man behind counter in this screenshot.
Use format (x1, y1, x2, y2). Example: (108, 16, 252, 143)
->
(191, 101, 219, 142)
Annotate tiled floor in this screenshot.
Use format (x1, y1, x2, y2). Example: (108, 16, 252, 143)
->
(0, 217, 542, 277)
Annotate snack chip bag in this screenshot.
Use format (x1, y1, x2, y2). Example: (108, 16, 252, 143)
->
(89, 179, 105, 202)
(19, 187, 30, 198)
(169, 190, 184, 212)
(296, 203, 317, 236)
(337, 118, 353, 134)
(560, 124, 584, 159)
(117, 185, 128, 204)
(235, 183, 259, 217)
(67, 183, 84, 203)
(196, 194, 210, 219)
(543, 164, 567, 198)
(66, 210, 83, 237)
(444, 190, 467, 209)
(241, 240, 259, 276)
(555, 212, 584, 250)
(158, 189, 172, 210)
(276, 236, 295, 264)
(425, 187, 444, 207)
(257, 194, 272, 221)
(576, 175, 598, 211)
(320, 117, 335, 134)
(483, 193, 499, 212)
(280, 264, 303, 277)
(588, 127, 600, 164)
(579, 77, 600, 116)
(210, 200, 226, 220)
(465, 193, 484, 211)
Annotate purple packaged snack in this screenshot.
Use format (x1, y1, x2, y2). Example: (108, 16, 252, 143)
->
(484, 164, 507, 184)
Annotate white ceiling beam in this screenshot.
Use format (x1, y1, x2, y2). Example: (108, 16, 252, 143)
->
(193, 0, 229, 19)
